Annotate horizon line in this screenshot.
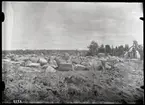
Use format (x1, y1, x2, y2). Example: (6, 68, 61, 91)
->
(2, 49, 88, 51)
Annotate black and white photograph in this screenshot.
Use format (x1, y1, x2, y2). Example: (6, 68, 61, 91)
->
(2, 2, 144, 104)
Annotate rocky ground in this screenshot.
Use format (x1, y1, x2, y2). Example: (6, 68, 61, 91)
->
(2, 53, 144, 104)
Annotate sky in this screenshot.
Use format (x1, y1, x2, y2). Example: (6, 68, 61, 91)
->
(2, 2, 143, 50)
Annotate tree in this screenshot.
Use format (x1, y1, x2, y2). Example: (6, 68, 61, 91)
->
(124, 44, 129, 52)
(114, 46, 118, 56)
(133, 40, 138, 49)
(111, 45, 115, 56)
(87, 41, 99, 56)
(105, 44, 111, 54)
(118, 45, 124, 56)
(98, 44, 105, 53)
(138, 44, 143, 60)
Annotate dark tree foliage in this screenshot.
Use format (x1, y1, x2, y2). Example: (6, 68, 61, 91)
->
(118, 45, 124, 57)
(124, 44, 129, 52)
(87, 41, 99, 56)
(114, 46, 118, 56)
(111, 45, 115, 56)
(86, 41, 129, 57)
(105, 45, 112, 54)
(98, 44, 105, 53)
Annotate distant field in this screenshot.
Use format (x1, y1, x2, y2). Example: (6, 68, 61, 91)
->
(2, 50, 88, 56)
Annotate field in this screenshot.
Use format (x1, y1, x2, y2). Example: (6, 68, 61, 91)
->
(2, 50, 144, 104)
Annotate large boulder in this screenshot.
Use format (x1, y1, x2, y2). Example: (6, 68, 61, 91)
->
(86, 56, 93, 59)
(107, 56, 120, 63)
(55, 57, 66, 66)
(19, 56, 29, 61)
(49, 59, 58, 69)
(58, 63, 73, 71)
(105, 62, 112, 69)
(26, 62, 40, 68)
(114, 62, 127, 71)
(97, 53, 106, 58)
(100, 57, 107, 62)
(81, 61, 90, 67)
(31, 54, 37, 57)
(20, 61, 27, 66)
(24, 60, 32, 66)
(11, 61, 25, 65)
(3, 58, 11, 62)
(29, 57, 39, 63)
(10, 55, 17, 61)
(45, 65, 56, 73)
(63, 53, 70, 61)
(11, 56, 29, 62)
(8, 53, 15, 57)
(38, 57, 48, 66)
(44, 56, 50, 62)
(74, 64, 89, 71)
(41, 64, 49, 69)
(71, 57, 82, 64)
(90, 59, 103, 70)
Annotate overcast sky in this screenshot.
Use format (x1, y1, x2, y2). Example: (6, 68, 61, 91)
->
(2, 2, 143, 50)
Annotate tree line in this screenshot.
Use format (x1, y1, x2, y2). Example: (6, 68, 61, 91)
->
(86, 41, 130, 57)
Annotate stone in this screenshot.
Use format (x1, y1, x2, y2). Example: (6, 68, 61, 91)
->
(38, 57, 48, 66)
(58, 63, 73, 71)
(55, 57, 66, 66)
(107, 56, 119, 63)
(74, 64, 88, 71)
(25, 60, 32, 66)
(11, 61, 25, 65)
(63, 53, 70, 61)
(45, 65, 56, 73)
(100, 57, 107, 62)
(67, 57, 73, 63)
(81, 61, 90, 67)
(30, 57, 39, 63)
(10, 56, 17, 61)
(71, 57, 82, 64)
(19, 56, 29, 62)
(44, 56, 50, 62)
(26, 63, 40, 68)
(3, 59, 11, 62)
(97, 53, 106, 58)
(31, 54, 37, 57)
(49, 59, 58, 69)
(86, 56, 93, 59)
(41, 64, 49, 69)
(105, 62, 112, 69)
(90, 59, 103, 70)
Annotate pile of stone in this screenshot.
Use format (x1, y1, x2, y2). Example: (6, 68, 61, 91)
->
(4, 52, 127, 73)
